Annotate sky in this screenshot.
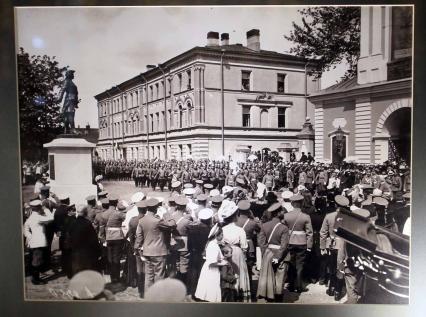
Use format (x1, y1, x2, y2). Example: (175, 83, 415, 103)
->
(15, 6, 349, 128)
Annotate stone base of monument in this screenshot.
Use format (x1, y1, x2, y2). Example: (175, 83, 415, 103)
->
(44, 134, 96, 205)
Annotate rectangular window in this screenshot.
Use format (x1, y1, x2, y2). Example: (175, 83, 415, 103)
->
(278, 107, 286, 128)
(277, 74, 286, 92)
(150, 114, 154, 132)
(188, 144, 192, 155)
(150, 86, 153, 101)
(241, 71, 251, 91)
(168, 109, 172, 128)
(242, 106, 251, 127)
(187, 70, 192, 89)
(179, 144, 183, 159)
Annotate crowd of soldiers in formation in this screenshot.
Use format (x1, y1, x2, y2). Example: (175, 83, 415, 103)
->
(23, 156, 411, 302)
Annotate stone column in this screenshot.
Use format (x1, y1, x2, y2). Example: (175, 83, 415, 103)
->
(355, 98, 372, 163)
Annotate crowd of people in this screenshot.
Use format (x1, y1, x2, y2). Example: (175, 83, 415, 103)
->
(23, 155, 411, 303)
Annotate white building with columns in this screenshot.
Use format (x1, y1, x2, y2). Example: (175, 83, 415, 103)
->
(309, 6, 412, 164)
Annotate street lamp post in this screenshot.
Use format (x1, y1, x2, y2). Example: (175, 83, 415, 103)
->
(105, 90, 115, 160)
(220, 50, 225, 156)
(115, 85, 125, 160)
(147, 64, 168, 160)
(139, 73, 149, 159)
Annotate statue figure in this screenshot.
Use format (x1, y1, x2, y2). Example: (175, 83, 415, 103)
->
(57, 70, 80, 134)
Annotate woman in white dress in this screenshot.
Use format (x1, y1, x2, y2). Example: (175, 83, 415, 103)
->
(195, 225, 226, 302)
(218, 200, 251, 302)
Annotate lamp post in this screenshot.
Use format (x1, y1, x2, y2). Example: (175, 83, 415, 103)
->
(147, 64, 168, 160)
(105, 90, 115, 160)
(139, 73, 149, 159)
(115, 85, 125, 160)
(220, 49, 226, 156)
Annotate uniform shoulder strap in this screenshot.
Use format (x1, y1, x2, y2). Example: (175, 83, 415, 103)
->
(268, 222, 282, 244)
(242, 218, 250, 230)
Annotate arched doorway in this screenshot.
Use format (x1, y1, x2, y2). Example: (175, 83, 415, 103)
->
(383, 108, 411, 162)
(374, 99, 412, 163)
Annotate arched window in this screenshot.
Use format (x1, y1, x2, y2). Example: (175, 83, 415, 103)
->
(187, 101, 192, 127)
(179, 105, 183, 129)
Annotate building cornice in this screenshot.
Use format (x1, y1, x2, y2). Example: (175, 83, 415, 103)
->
(95, 46, 316, 102)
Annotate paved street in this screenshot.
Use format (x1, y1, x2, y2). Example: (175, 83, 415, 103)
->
(23, 181, 345, 303)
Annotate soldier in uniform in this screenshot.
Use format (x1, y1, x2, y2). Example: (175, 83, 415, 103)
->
(283, 194, 313, 293)
(24, 200, 54, 285)
(53, 195, 75, 278)
(105, 201, 126, 285)
(85, 195, 99, 223)
(236, 200, 261, 301)
(170, 196, 193, 292)
(320, 195, 348, 300)
(257, 202, 289, 302)
(134, 198, 176, 290)
(210, 195, 224, 224)
(128, 201, 147, 297)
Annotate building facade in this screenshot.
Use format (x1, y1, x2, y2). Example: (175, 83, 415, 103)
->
(95, 29, 319, 161)
(309, 6, 412, 164)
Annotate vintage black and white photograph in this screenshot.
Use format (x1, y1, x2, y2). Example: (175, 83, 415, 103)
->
(16, 5, 412, 304)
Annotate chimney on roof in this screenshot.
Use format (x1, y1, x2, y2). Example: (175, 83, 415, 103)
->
(207, 31, 219, 46)
(246, 29, 260, 52)
(221, 33, 229, 46)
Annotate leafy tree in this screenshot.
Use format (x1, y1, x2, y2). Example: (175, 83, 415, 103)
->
(285, 7, 361, 80)
(17, 47, 67, 161)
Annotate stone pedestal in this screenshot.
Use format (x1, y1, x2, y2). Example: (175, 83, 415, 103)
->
(297, 117, 315, 156)
(43, 135, 97, 205)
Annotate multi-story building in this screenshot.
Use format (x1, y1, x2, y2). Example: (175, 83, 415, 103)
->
(309, 6, 412, 164)
(95, 29, 319, 161)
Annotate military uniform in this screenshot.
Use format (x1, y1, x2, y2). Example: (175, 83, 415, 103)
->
(283, 196, 313, 292)
(134, 199, 176, 290)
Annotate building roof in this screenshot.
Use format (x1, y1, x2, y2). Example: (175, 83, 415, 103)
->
(94, 44, 314, 101)
(309, 75, 411, 102)
(320, 76, 358, 94)
(75, 126, 99, 144)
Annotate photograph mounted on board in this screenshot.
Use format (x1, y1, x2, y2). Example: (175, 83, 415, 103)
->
(15, 5, 412, 304)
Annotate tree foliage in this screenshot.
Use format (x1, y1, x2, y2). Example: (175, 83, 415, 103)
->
(285, 7, 361, 80)
(18, 47, 67, 160)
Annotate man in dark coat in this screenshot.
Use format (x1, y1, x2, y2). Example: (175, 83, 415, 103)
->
(53, 195, 75, 278)
(69, 205, 101, 276)
(187, 208, 213, 299)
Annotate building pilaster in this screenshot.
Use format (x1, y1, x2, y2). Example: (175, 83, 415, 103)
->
(314, 105, 324, 160)
(355, 98, 372, 163)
